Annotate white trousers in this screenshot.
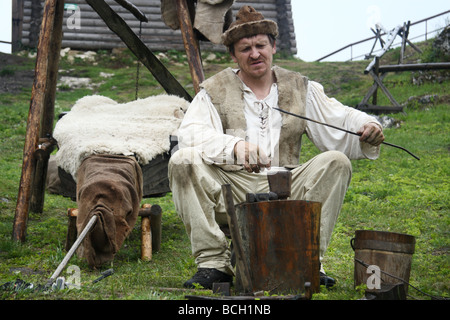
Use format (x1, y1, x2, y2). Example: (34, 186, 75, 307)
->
(168, 147, 352, 275)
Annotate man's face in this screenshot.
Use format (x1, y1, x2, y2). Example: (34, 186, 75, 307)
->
(231, 34, 276, 80)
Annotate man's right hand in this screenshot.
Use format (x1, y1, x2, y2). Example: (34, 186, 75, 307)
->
(234, 141, 271, 173)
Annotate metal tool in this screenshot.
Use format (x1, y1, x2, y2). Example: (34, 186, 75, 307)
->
(92, 268, 114, 284)
(45, 215, 98, 289)
(274, 107, 420, 160)
(246, 192, 278, 203)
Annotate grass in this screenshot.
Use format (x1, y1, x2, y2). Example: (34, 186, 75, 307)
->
(0, 40, 449, 301)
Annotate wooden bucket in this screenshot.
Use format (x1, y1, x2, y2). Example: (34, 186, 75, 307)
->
(351, 230, 415, 295)
(234, 200, 321, 295)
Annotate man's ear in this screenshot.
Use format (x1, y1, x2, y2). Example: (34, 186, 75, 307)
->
(272, 40, 277, 55)
(230, 52, 238, 63)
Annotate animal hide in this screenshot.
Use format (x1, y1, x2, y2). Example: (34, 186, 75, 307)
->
(160, 0, 234, 44)
(53, 94, 189, 180)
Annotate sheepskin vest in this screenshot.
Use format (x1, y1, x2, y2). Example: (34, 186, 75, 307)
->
(200, 66, 308, 167)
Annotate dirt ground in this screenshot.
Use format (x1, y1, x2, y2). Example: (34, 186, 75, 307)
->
(0, 52, 35, 94)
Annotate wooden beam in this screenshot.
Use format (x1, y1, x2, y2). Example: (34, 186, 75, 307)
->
(176, 0, 204, 94)
(12, 0, 59, 242)
(357, 104, 404, 114)
(359, 73, 388, 107)
(369, 70, 401, 107)
(365, 25, 402, 74)
(379, 63, 450, 73)
(86, 0, 192, 102)
(30, 0, 64, 213)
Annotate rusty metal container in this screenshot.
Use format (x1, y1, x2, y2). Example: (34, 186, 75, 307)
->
(234, 200, 321, 295)
(352, 230, 415, 296)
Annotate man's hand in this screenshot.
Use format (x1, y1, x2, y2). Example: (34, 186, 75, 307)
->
(357, 123, 385, 146)
(234, 141, 271, 173)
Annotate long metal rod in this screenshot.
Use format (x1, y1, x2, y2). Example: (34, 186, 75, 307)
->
(274, 107, 420, 160)
(45, 215, 98, 288)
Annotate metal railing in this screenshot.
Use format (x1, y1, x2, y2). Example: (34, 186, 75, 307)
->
(316, 10, 450, 62)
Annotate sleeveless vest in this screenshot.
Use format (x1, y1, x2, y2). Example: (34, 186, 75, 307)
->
(200, 66, 308, 167)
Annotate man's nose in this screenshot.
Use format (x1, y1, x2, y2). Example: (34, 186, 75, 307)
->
(250, 47, 260, 59)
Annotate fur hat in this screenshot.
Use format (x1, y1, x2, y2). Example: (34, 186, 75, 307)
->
(221, 5, 278, 46)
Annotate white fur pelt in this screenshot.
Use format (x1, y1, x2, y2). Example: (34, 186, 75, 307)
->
(53, 94, 189, 179)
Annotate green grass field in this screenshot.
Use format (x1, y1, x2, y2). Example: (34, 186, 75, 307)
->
(0, 41, 448, 301)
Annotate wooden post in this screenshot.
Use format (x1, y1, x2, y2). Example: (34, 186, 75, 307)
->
(12, 0, 61, 242)
(176, 0, 205, 94)
(30, 0, 64, 213)
(372, 58, 379, 106)
(139, 204, 163, 261)
(399, 22, 411, 65)
(368, 69, 401, 108)
(140, 204, 153, 261)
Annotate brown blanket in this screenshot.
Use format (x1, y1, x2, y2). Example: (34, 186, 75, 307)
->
(76, 154, 143, 268)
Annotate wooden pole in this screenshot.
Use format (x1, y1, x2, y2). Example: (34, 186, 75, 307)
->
(86, 0, 192, 102)
(378, 62, 450, 73)
(12, 0, 59, 242)
(372, 58, 379, 106)
(369, 70, 401, 107)
(140, 204, 153, 261)
(30, 0, 64, 213)
(175, 0, 204, 94)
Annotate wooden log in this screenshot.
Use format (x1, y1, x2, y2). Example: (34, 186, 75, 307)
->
(140, 203, 163, 261)
(357, 104, 404, 115)
(141, 213, 152, 261)
(369, 70, 401, 107)
(176, 0, 204, 94)
(85, 0, 192, 102)
(30, 0, 64, 213)
(378, 63, 450, 73)
(12, 0, 59, 242)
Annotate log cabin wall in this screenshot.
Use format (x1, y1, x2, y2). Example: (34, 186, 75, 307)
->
(15, 0, 297, 54)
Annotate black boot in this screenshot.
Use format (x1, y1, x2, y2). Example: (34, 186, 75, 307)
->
(183, 268, 233, 289)
(320, 272, 336, 288)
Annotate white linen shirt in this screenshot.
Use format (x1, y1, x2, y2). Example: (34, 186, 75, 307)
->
(177, 72, 381, 166)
